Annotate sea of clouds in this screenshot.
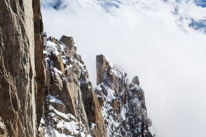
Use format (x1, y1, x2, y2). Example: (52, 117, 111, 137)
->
(41, 0, 206, 137)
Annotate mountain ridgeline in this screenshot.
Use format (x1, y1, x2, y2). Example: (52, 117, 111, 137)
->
(0, 0, 155, 137)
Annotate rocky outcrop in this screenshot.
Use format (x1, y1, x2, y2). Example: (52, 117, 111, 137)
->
(38, 36, 107, 137)
(128, 77, 154, 137)
(95, 55, 155, 137)
(37, 36, 154, 137)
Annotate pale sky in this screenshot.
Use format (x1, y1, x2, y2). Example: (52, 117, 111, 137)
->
(41, 0, 206, 136)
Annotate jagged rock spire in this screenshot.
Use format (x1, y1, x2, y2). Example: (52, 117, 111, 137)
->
(96, 54, 108, 85)
(95, 54, 155, 137)
(132, 76, 140, 86)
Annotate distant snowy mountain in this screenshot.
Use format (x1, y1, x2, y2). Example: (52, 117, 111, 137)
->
(190, 19, 206, 33)
(192, 0, 206, 32)
(41, 0, 67, 9)
(41, 0, 206, 33)
(195, 0, 206, 7)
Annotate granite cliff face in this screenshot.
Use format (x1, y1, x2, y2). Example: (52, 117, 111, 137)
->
(0, 0, 45, 136)
(0, 0, 154, 137)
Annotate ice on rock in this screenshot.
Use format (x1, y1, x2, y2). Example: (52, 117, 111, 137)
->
(45, 41, 60, 56)
(53, 67, 63, 75)
(95, 85, 102, 91)
(149, 126, 155, 136)
(59, 44, 65, 51)
(120, 105, 126, 121)
(47, 95, 63, 104)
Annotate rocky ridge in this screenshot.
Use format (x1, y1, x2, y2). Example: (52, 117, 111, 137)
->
(95, 55, 155, 137)
(38, 36, 106, 137)
(37, 35, 155, 137)
(0, 0, 155, 137)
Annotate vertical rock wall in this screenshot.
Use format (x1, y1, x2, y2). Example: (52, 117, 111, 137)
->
(0, 0, 45, 136)
(32, 0, 46, 127)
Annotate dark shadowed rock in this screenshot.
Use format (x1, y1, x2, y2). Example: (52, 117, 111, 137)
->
(95, 54, 155, 137)
(33, 0, 46, 127)
(132, 76, 140, 85)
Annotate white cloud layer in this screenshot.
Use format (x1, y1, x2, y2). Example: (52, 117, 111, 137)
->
(41, 0, 206, 137)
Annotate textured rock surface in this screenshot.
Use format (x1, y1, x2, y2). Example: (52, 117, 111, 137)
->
(95, 55, 155, 137)
(38, 37, 154, 137)
(0, 0, 39, 136)
(0, 117, 8, 137)
(33, 0, 46, 127)
(38, 36, 107, 137)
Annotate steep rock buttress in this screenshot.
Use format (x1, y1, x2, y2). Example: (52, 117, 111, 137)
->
(0, 0, 45, 136)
